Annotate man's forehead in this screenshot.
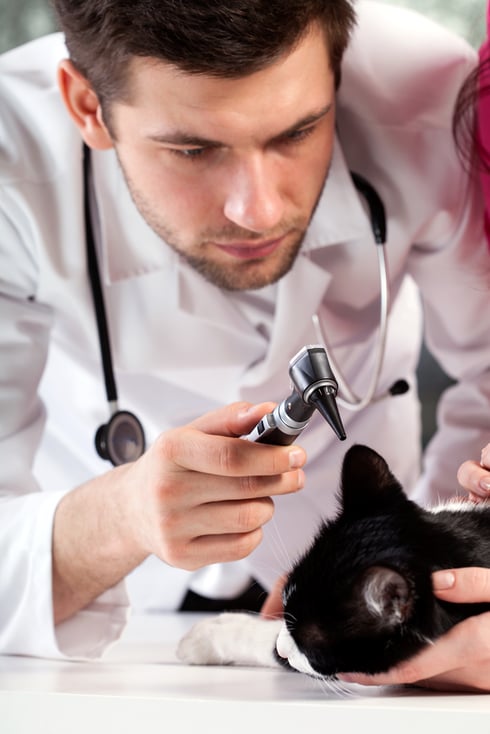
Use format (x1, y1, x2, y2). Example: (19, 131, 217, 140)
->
(118, 23, 334, 141)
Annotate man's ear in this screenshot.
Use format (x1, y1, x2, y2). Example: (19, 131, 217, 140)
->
(57, 60, 113, 150)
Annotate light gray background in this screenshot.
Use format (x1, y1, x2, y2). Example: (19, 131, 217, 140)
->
(0, 0, 487, 445)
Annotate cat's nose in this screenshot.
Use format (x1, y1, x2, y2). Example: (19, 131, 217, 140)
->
(276, 623, 294, 659)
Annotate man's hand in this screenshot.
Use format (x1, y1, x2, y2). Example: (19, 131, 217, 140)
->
(52, 401, 306, 624)
(124, 401, 306, 569)
(338, 567, 490, 692)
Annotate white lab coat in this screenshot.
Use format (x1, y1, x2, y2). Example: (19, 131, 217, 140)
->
(0, 1, 489, 658)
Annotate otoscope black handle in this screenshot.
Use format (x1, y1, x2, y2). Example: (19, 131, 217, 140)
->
(245, 392, 314, 445)
(251, 423, 300, 446)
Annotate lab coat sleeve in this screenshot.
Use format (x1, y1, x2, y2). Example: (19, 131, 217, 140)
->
(0, 192, 130, 659)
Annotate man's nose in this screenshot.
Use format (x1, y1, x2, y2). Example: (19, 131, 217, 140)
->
(223, 154, 285, 232)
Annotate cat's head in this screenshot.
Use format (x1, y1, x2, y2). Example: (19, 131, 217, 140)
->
(279, 444, 437, 678)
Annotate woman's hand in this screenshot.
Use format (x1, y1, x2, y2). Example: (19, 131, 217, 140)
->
(457, 443, 490, 502)
(337, 443, 490, 692)
(338, 567, 490, 692)
(260, 574, 287, 618)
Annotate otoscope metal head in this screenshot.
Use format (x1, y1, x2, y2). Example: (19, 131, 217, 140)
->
(244, 345, 346, 445)
(289, 346, 346, 441)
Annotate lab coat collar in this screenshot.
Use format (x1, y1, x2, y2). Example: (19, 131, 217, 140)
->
(302, 135, 370, 251)
(92, 135, 371, 285)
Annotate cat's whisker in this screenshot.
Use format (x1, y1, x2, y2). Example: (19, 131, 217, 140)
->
(281, 611, 297, 625)
(310, 674, 356, 699)
(266, 516, 293, 569)
(330, 678, 362, 698)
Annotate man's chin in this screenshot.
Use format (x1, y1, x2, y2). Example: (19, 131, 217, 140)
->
(182, 240, 303, 291)
(186, 258, 296, 291)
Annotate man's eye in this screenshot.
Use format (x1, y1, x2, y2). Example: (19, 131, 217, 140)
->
(171, 147, 208, 159)
(282, 125, 316, 145)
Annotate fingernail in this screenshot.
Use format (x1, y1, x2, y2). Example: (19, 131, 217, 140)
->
(432, 571, 455, 590)
(479, 479, 490, 492)
(289, 449, 305, 469)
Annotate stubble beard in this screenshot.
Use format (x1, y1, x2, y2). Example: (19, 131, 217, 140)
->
(117, 157, 325, 292)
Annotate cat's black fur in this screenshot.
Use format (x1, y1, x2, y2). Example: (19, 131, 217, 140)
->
(280, 444, 490, 677)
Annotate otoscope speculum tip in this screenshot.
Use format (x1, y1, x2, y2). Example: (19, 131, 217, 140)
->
(308, 387, 346, 441)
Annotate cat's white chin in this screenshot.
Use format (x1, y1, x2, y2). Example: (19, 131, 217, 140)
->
(276, 623, 318, 677)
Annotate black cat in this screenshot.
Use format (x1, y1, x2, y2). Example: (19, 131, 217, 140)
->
(178, 444, 490, 678)
(278, 443, 490, 677)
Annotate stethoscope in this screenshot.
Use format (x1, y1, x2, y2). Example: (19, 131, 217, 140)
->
(312, 171, 408, 411)
(82, 145, 407, 466)
(83, 143, 146, 466)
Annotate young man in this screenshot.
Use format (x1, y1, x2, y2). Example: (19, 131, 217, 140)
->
(0, 0, 489, 688)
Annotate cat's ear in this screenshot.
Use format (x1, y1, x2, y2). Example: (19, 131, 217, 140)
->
(360, 565, 413, 628)
(340, 444, 405, 515)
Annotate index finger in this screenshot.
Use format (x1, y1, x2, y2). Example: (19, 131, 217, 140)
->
(189, 402, 277, 437)
(155, 424, 306, 478)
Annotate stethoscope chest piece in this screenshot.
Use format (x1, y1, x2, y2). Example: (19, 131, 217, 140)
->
(95, 410, 146, 466)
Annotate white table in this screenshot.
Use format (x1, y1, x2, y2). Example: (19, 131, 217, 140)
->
(1, 613, 490, 733)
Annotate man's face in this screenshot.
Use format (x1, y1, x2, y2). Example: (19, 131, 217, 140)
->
(109, 23, 336, 291)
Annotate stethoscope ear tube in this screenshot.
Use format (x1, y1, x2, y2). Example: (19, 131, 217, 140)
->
(312, 171, 408, 411)
(83, 144, 146, 465)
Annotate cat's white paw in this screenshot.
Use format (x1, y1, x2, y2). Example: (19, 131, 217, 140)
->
(177, 613, 242, 665)
(177, 612, 282, 668)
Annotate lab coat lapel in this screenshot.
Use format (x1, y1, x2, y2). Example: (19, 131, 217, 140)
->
(241, 137, 373, 386)
(239, 256, 332, 389)
(91, 148, 178, 283)
(92, 149, 272, 345)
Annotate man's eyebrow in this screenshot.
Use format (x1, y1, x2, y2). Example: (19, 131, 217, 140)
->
(273, 104, 333, 140)
(147, 131, 222, 147)
(147, 103, 333, 147)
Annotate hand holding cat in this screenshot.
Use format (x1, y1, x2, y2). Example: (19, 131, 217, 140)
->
(336, 445, 490, 692)
(338, 567, 490, 692)
(457, 442, 490, 501)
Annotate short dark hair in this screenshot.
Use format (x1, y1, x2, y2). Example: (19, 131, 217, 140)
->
(51, 0, 356, 106)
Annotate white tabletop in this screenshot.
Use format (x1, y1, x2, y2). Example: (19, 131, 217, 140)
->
(2, 613, 490, 733)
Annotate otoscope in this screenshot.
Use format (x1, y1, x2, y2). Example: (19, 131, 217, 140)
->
(245, 345, 346, 445)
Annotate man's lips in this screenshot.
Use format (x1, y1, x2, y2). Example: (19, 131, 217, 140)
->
(212, 236, 284, 260)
